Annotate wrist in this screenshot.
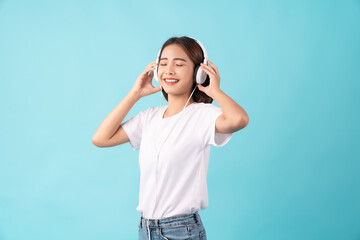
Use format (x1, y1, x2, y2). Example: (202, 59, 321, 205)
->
(209, 88, 223, 100)
(128, 89, 141, 102)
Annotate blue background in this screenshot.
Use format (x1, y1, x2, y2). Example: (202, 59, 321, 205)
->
(1, 0, 359, 239)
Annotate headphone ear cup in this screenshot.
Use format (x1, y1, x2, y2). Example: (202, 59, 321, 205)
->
(193, 65, 200, 84)
(154, 65, 159, 82)
(194, 65, 207, 84)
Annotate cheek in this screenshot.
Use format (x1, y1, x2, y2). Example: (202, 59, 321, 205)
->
(183, 67, 194, 79)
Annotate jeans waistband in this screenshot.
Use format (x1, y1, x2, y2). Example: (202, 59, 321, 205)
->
(139, 211, 202, 228)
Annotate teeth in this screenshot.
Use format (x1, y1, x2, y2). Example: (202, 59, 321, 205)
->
(165, 79, 179, 82)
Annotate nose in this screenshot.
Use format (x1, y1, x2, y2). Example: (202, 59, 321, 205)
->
(164, 63, 175, 75)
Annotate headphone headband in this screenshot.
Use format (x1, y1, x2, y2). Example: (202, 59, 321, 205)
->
(188, 37, 208, 64)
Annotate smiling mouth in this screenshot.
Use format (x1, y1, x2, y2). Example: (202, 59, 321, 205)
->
(164, 78, 179, 85)
(164, 79, 179, 83)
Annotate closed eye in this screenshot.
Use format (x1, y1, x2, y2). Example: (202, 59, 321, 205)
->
(160, 64, 184, 67)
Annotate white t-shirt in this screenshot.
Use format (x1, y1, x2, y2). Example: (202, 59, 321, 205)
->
(121, 102, 232, 219)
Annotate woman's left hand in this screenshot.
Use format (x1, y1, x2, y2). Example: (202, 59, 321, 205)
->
(197, 60, 221, 97)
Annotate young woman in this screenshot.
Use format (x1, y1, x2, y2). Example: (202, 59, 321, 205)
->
(92, 36, 249, 240)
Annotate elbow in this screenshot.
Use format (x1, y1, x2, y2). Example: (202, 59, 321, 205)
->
(92, 138, 104, 148)
(242, 115, 249, 128)
(234, 115, 249, 130)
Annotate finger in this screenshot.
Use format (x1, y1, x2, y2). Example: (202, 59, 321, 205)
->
(155, 85, 162, 92)
(200, 65, 216, 80)
(148, 61, 157, 66)
(201, 63, 216, 75)
(200, 63, 216, 76)
(145, 64, 157, 73)
(151, 85, 162, 94)
(141, 69, 155, 79)
(197, 83, 206, 93)
(206, 60, 218, 75)
(207, 60, 218, 74)
(145, 62, 157, 70)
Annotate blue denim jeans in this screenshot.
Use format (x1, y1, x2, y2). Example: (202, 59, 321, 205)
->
(138, 211, 207, 240)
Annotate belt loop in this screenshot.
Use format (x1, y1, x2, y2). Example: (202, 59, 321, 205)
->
(146, 219, 151, 240)
(195, 211, 202, 225)
(139, 216, 142, 228)
(155, 219, 159, 227)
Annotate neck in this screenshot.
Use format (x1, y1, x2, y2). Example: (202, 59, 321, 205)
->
(165, 94, 194, 117)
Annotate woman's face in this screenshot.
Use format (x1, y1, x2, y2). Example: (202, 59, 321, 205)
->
(158, 44, 195, 97)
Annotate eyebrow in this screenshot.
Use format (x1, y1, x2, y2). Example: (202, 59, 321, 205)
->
(159, 57, 187, 62)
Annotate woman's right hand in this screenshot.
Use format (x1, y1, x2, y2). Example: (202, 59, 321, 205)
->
(130, 61, 162, 99)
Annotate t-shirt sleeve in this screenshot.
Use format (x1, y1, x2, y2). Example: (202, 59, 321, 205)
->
(203, 104, 233, 147)
(120, 108, 149, 151)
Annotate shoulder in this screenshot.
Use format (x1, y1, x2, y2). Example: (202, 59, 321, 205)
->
(192, 102, 222, 113)
(139, 105, 165, 115)
(152, 106, 167, 115)
(188, 103, 222, 123)
(135, 106, 165, 123)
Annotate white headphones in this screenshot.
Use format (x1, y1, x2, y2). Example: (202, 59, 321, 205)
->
(153, 36, 209, 85)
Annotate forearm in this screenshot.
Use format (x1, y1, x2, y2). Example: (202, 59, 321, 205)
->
(210, 89, 249, 126)
(92, 90, 140, 142)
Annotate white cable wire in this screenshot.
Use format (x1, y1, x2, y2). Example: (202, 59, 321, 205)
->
(160, 85, 162, 108)
(154, 86, 197, 209)
(147, 85, 196, 240)
(157, 86, 196, 151)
